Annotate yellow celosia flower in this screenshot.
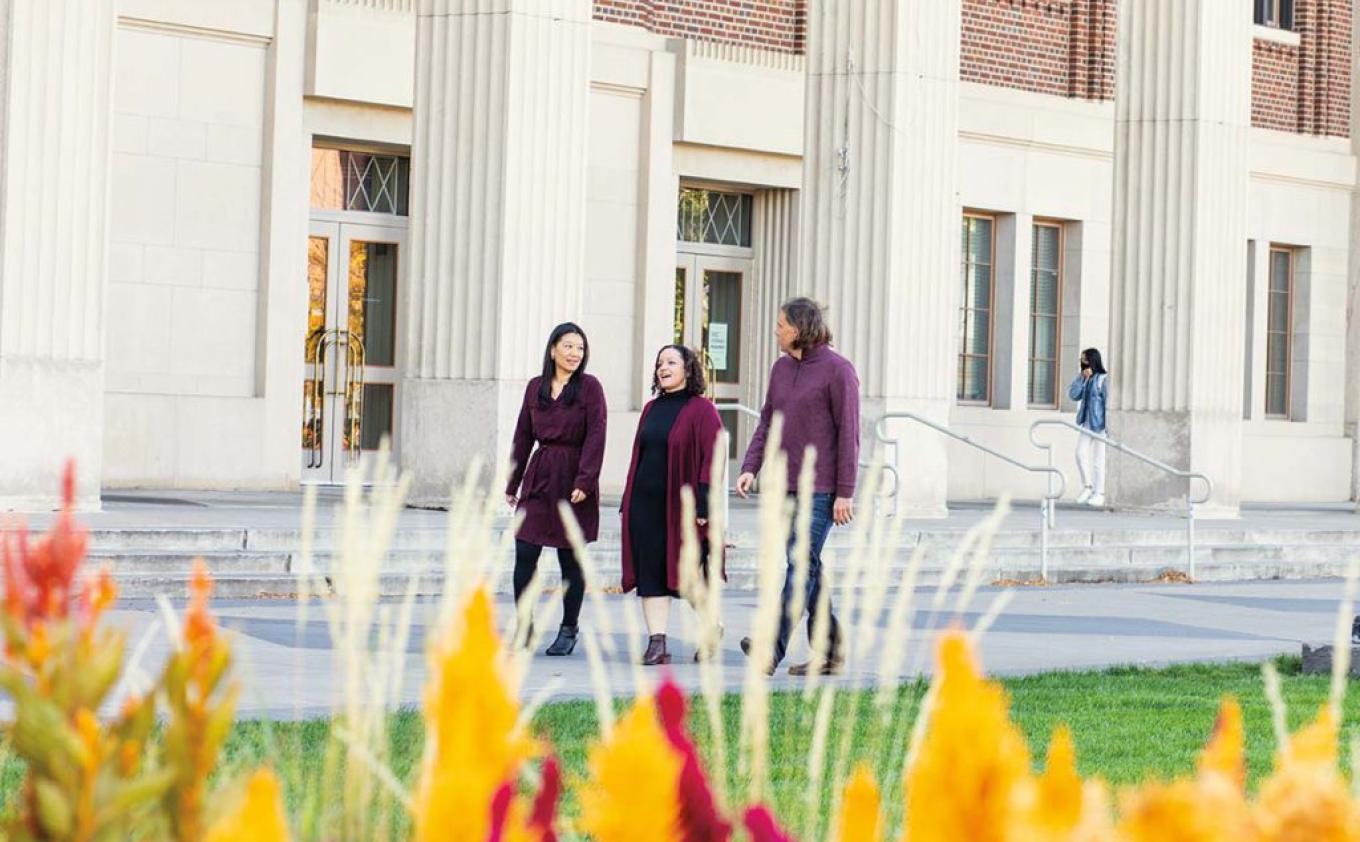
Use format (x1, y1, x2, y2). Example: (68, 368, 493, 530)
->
(578, 696, 684, 842)
(1013, 727, 1083, 837)
(835, 764, 882, 842)
(1253, 706, 1360, 842)
(1117, 699, 1251, 842)
(903, 631, 1032, 842)
(204, 769, 290, 842)
(413, 586, 535, 842)
(1197, 698, 1245, 790)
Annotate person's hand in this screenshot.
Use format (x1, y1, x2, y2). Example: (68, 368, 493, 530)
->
(569, 488, 586, 504)
(1082, 367, 1093, 380)
(833, 496, 855, 526)
(506, 494, 518, 509)
(736, 472, 757, 498)
(697, 518, 708, 527)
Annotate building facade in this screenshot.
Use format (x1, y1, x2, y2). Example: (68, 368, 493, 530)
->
(0, 0, 1356, 515)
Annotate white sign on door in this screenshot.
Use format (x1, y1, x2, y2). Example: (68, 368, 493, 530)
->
(708, 322, 729, 371)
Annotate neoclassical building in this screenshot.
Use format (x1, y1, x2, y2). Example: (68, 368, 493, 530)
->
(0, 0, 1356, 515)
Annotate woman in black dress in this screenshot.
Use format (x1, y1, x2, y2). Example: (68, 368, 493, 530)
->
(506, 322, 607, 656)
(619, 345, 723, 665)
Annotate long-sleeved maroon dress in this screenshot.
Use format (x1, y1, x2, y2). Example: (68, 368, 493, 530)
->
(505, 374, 607, 548)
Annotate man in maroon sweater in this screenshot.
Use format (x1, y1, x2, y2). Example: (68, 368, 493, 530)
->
(737, 297, 859, 675)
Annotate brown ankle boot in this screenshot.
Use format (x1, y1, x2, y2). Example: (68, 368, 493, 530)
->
(642, 634, 671, 666)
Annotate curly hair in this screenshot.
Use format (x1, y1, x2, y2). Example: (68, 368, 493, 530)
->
(651, 344, 707, 396)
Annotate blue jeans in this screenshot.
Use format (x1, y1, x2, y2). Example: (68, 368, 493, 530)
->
(772, 492, 842, 666)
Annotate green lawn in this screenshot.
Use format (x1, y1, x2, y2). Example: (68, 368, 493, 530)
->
(2, 657, 1354, 839)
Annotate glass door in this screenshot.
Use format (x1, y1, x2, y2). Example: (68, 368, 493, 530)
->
(675, 253, 748, 462)
(303, 221, 403, 484)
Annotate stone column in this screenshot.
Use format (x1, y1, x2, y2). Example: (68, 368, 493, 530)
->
(800, 1, 961, 516)
(401, 0, 590, 506)
(1108, 0, 1252, 516)
(0, 0, 116, 510)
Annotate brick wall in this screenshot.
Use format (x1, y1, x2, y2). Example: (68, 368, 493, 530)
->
(1251, 0, 1351, 137)
(960, 0, 1116, 101)
(592, 0, 805, 53)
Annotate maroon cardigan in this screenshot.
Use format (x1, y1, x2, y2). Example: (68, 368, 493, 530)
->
(619, 394, 725, 594)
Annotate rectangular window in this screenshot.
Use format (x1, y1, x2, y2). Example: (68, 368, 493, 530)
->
(1028, 223, 1063, 407)
(1255, 0, 1294, 29)
(1265, 247, 1293, 418)
(959, 214, 994, 403)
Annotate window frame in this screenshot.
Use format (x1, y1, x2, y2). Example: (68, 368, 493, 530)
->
(1264, 245, 1294, 420)
(1027, 220, 1065, 409)
(1255, 0, 1294, 30)
(958, 211, 997, 406)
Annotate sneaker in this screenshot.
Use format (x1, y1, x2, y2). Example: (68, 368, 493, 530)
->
(1076, 486, 1093, 504)
(739, 636, 775, 677)
(1087, 494, 1105, 508)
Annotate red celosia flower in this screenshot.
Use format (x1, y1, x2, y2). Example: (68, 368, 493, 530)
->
(657, 679, 732, 842)
(488, 783, 515, 842)
(743, 805, 796, 842)
(3, 461, 89, 630)
(530, 756, 561, 842)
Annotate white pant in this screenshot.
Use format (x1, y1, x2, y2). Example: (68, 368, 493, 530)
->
(1075, 432, 1106, 497)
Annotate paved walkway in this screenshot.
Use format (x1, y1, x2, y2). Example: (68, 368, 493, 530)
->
(89, 577, 1351, 721)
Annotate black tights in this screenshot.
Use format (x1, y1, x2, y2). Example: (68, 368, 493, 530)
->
(513, 541, 585, 628)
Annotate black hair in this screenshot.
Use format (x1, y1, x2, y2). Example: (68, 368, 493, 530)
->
(1081, 347, 1107, 375)
(538, 322, 590, 405)
(651, 344, 707, 397)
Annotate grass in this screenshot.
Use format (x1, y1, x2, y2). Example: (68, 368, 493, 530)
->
(2, 656, 1352, 837)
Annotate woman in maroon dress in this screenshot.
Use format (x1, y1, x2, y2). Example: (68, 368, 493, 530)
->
(619, 344, 724, 665)
(506, 322, 607, 656)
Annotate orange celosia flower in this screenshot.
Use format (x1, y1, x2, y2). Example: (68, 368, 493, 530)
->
(1252, 706, 1360, 842)
(1014, 727, 1084, 837)
(204, 769, 291, 842)
(413, 586, 535, 842)
(903, 631, 1032, 842)
(578, 696, 684, 842)
(834, 764, 882, 842)
(1197, 698, 1245, 790)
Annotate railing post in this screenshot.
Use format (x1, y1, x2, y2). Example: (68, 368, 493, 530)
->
(1187, 495, 1196, 581)
(1040, 498, 1050, 582)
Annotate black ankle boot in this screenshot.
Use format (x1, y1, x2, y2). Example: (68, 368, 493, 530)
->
(545, 624, 579, 656)
(642, 634, 671, 666)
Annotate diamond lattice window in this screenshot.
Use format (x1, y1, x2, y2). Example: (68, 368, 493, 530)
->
(677, 189, 753, 248)
(311, 148, 410, 216)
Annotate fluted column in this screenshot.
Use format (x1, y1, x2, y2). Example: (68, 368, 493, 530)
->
(800, 1, 961, 516)
(0, 0, 115, 510)
(1109, 0, 1252, 515)
(401, 0, 590, 504)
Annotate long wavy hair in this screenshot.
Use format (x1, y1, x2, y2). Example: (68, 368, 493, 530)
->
(651, 344, 707, 397)
(538, 322, 590, 405)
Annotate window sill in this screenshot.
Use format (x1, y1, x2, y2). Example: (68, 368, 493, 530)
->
(1253, 24, 1300, 47)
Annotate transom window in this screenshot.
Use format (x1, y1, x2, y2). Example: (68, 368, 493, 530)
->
(311, 148, 411, 216)
(677, 188, 753, 248)
(1255, 0, 1294, 29)
(958, 214, 995, 404)
(1028, 223, 1063, 407)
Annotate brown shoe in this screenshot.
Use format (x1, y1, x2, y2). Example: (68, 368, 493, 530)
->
(789, 657, 844, 676)
(642, 634, 671, 666)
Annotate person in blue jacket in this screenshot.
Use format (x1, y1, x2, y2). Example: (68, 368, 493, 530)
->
(1067, 348, 1109, 507)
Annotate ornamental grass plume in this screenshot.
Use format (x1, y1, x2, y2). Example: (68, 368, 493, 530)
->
(1251, 706, 1360, 842)
(413, 585, 537, 842)
(902, 631, 1032, 842)
(579, 695, 685, 842)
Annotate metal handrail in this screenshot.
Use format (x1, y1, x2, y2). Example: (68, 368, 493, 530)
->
(302, 328, 365, 471)
(876, 412, 1067, 580)
(1029, 419, 1213, 579)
